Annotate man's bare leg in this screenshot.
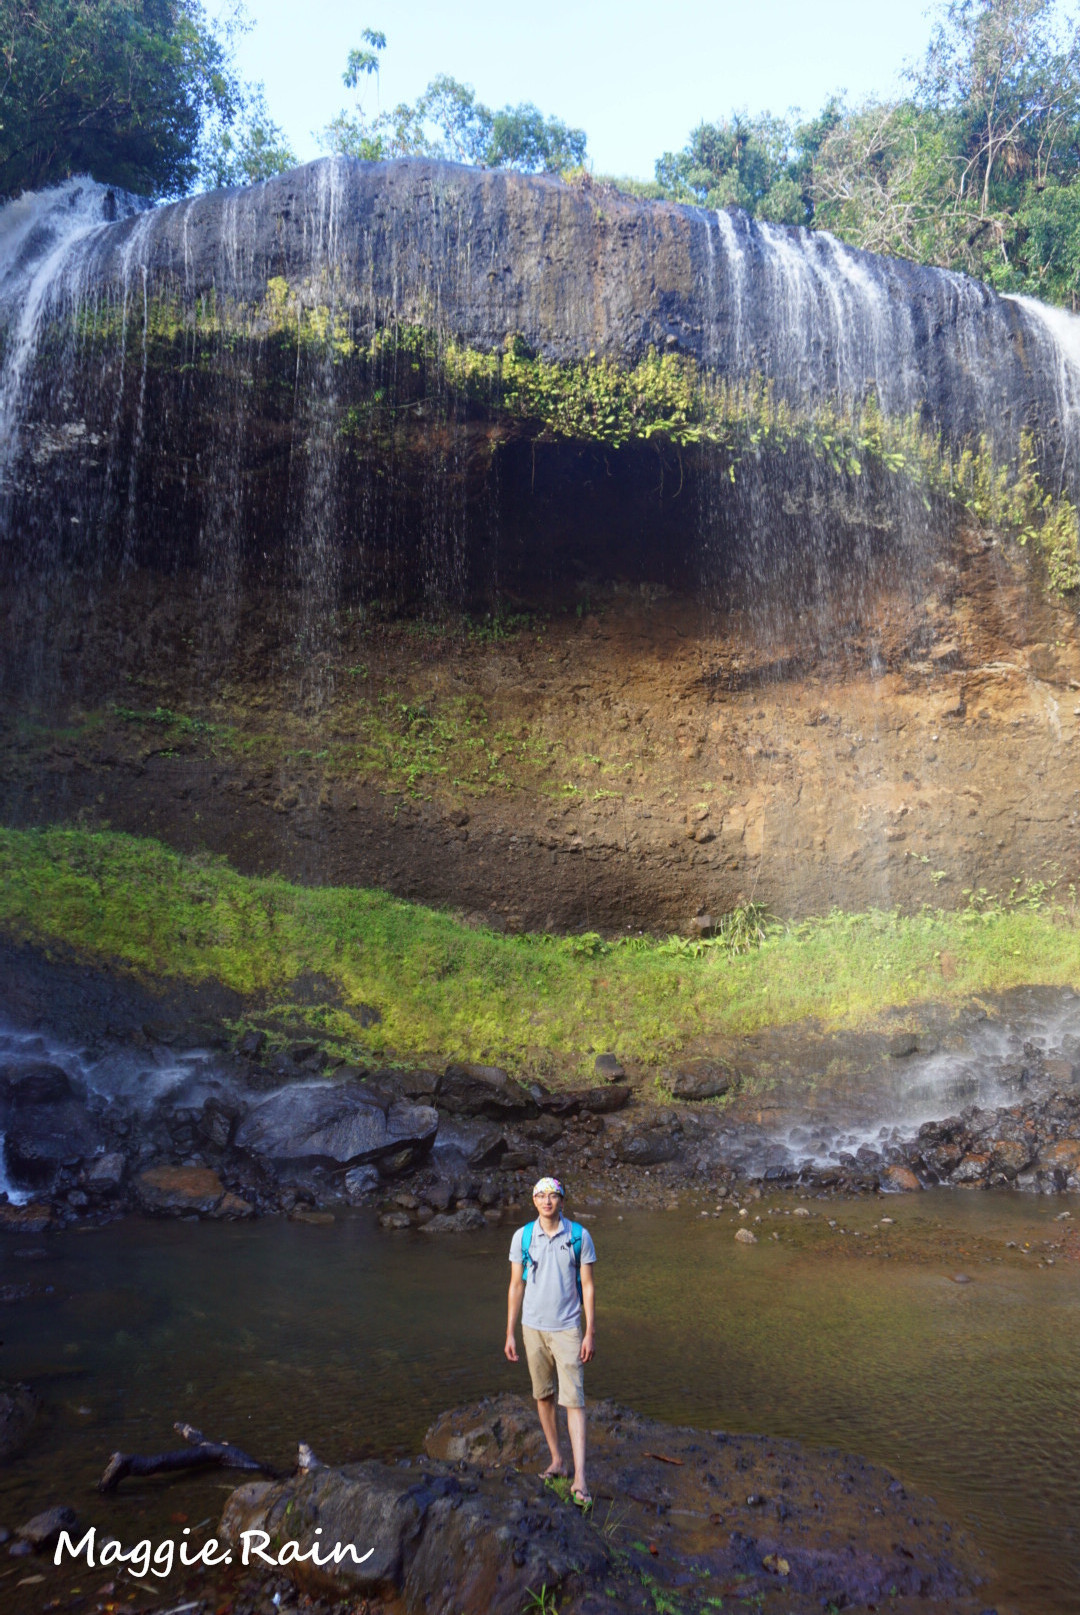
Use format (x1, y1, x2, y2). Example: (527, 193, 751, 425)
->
(536, 1395, 566, 1475)
(567, 1406, 588, 1499)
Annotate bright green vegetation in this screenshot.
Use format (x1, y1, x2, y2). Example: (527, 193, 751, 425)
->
(653, 0, 1080, 310)
(0, 1, 294, 199)
(3, 826, 1078, 1075)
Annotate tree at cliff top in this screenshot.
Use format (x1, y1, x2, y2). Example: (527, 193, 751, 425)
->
(321, 28, 587, 173)
(0, 0, 295, 199)
(652, 109, 836, 227)
(813, 0, 1080, 303)
(654, 0, 1080, 309)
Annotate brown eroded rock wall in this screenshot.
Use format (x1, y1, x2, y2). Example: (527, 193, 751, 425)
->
(2, 521, 1077, 931)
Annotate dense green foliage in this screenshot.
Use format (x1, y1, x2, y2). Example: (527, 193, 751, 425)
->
(321, 29, 586, 173)
(1, 826, 1077, 1071)
(652, 0, 1080, 305)
(0, 0, 294, 198)
(653, 0, 1080, 308)
(653, 108, 838, 226)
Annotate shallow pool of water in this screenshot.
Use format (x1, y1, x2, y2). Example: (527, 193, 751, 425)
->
(2, 1190, 1079, 1612)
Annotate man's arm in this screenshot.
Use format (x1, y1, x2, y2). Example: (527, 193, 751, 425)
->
(579, 1262, 595, 1362)
(505, 1261, 525, 1361)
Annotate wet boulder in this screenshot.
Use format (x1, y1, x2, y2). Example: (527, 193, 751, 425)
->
(1043, 1057, 1080, 1090)
(82, 1151, 126, 1194)
(988, 1138, 1035, 1178)
(135, 1165, 226, 1215)
(880, 1164, 921, 1193)
(438, 1064, 538, 1121)
(615, 1128, 681, 1166)
(951, 1152, 991, 1185)
(520, 1113, 565, 1145)
(220, 1451, 610, 1612)
(1038, 1138, 1080, 1186)
(665, 1061, 734, 1100)
(4, 1101, 105, 1187)
(0, 1062, 75, 1106)
(234, 1082, 438, 1169)
(197, 1097, 241, 1150)
(920, 1141, 963, 1178)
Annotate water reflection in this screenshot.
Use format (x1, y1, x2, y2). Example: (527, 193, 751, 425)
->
(1, 1193, 1078, 1611)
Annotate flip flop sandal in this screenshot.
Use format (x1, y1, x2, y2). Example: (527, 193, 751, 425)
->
(571, 1487, 593, 1507)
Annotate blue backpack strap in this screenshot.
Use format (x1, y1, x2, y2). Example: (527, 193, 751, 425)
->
(520, 1220, 536, 1281)
(570, 1221, 583, 1301)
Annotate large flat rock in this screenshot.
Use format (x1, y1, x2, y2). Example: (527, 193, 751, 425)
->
(234, 1081, 437, 1167)
(221, 1395, 989, 1613)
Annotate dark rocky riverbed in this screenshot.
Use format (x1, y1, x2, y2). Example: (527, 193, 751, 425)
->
(213, 1393, 991, 1614)
(4, 945, 1080, 1238)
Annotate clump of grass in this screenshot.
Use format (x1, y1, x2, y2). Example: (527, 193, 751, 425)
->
(1, 827, 1078, 1075)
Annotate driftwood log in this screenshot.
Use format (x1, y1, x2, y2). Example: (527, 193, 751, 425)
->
(99, 1422, 286, 1493)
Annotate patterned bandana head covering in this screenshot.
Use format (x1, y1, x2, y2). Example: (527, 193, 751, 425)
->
(532, 1176, 564, 1198)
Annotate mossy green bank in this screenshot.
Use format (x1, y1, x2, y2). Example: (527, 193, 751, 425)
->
(2, 826, 1078, 1078)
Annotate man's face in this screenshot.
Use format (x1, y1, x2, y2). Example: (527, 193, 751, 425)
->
(534, 1189, 562, 1216)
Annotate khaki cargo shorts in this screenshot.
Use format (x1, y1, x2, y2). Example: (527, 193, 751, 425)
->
(523, 1324, 585, 1408)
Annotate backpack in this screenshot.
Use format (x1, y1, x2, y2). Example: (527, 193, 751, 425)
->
(520, 1219, 584, 1301)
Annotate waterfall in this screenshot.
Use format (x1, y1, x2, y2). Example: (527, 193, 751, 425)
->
(5, 157, 1080, 632)
(702, 207, 1025, 430)
(1007, 292, 1080, 493)
(0, 178, 148, 490)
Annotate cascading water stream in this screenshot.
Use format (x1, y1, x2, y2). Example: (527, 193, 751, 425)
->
(1007, 292, 1080, 494)
(8, 160, 1080, 608)
(0, 178, 148, 490)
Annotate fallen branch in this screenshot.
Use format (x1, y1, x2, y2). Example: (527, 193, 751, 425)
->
(98, 1422, 283, 1493)
(642, 1451, 684, 1466)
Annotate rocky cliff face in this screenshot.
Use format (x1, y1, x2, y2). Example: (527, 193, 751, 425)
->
(3, 163, 1080, 929)
(58, 156, 1080, 470)
(4, 159, 1080, 616)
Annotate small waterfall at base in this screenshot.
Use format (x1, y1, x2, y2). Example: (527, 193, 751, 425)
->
(708, 991, 1080, 1184)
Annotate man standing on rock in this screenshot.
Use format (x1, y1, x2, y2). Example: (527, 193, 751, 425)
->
(505, 1176, 596, 1505)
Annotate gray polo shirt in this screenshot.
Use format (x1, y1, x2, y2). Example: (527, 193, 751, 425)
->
(510, 1216, 596, 1332)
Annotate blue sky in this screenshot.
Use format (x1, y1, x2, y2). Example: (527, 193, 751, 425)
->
(230, 0, 938, 180)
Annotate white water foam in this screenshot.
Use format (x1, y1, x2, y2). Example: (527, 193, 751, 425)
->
(770, 994, 1080, 1173)
(1006, 293, 1080, 490)
(0, 1015, 230, 1204)
(0, 177, 149, 487)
